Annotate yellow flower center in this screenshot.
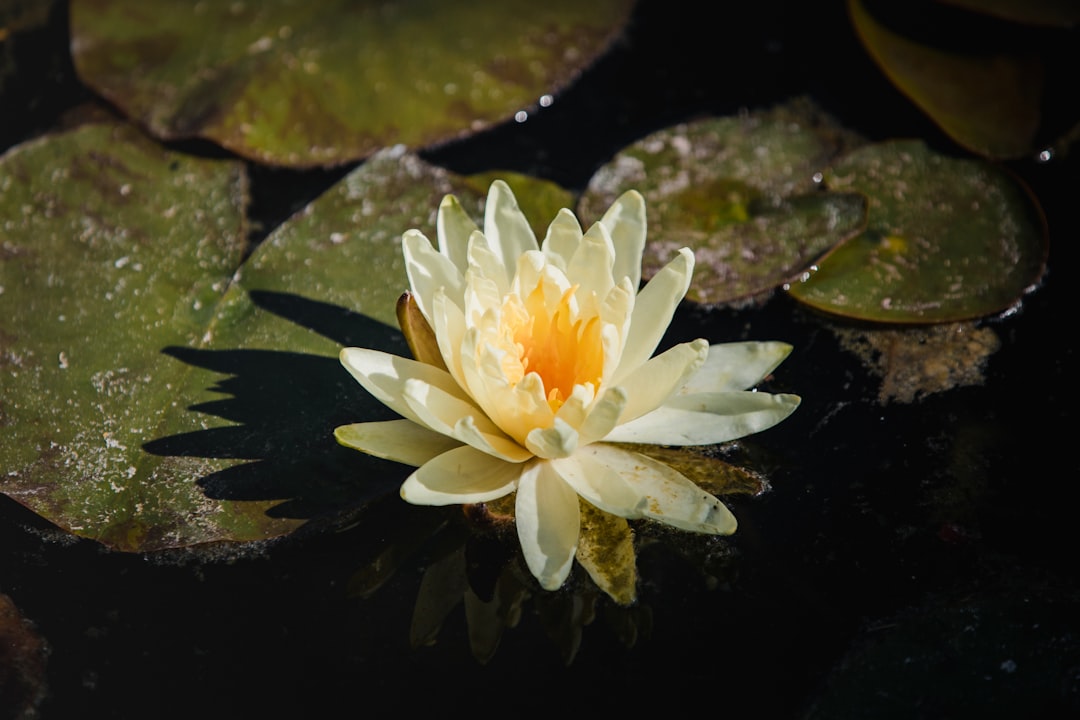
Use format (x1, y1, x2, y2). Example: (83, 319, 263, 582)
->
(498, 283, 604, 411)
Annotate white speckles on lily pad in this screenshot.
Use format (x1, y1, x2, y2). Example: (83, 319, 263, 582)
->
(787, 139, 1048, 323)
(578, 98, 867, 305)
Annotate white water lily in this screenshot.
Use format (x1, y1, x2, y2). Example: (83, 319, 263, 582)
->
(335, 180, 800, 592)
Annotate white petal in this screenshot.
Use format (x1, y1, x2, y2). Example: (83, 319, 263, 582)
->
(579, 444, 737, 534)
(484, 180, 538, 283)
(403, 229, 465, 322)
(578, 385, 627, 444)
(612, 247, 694, 384)
(515, 461, 579, 590)
(549, 452, 643, 518)
(598, 189, 647, 290)
(339, 347, 468, 428)
(540, 208, 584, 272)
(431, 289, 468, 389)
(436, 193, 477, 273)
(525, 418, 579, 459)
(467, 230, 510, 296)
(401, 378, 532, 462)
(604, 391, 801, 445)
(401, 445, 522, 505)
(680, 341, 794, 394)
(615, 338, 709, 424)
(568, 222, 616, 300)
(334, 420, 461, 466)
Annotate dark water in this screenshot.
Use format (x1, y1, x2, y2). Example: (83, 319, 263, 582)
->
(3, 1, 1078, 718)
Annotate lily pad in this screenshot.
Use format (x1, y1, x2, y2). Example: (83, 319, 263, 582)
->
(0, 121, 576, 552)
(848, 0, 1044, 159)
(786, 140, 1048, 323)
(578, 100, 867, 305)
(69, 0, 635, 168)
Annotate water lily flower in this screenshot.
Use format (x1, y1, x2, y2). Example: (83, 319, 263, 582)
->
(335, 180, 800, 592)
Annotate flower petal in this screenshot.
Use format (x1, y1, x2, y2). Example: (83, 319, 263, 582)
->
(549, 452, 644, 518)
(612, 247, 694, 384)
(525, 417, 579, 459)
(436, 193, 477, 273)
(568, 221, 616, 300)
(577, 444, 737, 534)
(334, 419, 461, 466)
(615, 338, 709, 424)
(577, 385, 627, 444)
(396, 291, 447, 370)
(598, 189, 647, 290)
(484, 180, 539, 284)
(403, 229, 465, 322)
(401, 377, 532, 462)
(516, 461, 579, 590)
(339, 347, 468, 428)
(401, 445, 522, 505)
(680, 341, 794, 394)
(540, 208, 584, 272)
(604, 391, 802, 445)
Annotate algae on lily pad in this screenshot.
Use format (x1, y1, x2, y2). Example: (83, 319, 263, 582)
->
(578, 100, 867, 305)
(0, 120, 576, 552)
(69, 0, 635, 168)
(787, 139, 1048, 323)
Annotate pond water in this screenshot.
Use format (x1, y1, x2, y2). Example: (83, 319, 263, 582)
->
(2, 1, 1078, 718)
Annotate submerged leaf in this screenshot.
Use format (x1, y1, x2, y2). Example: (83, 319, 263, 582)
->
(69, 0, 635, 167)
(576, 500, 637, 606)
(848, 0, 1044, 159)
(787, 140, 1048, 323)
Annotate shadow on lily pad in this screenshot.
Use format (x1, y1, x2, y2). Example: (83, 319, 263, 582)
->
(143, 290, 409, 523)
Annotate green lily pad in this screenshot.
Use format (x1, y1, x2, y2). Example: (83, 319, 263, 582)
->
(848, 0, 1044, 159)
(578, 100, 867, 305)
(0, 121, 575, 552)
(0, 120, 253, 551)
(786, 139, 1048, 323)
(69, 0, 634, 168)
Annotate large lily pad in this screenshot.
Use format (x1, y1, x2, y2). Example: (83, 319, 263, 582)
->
(786, 140, 1048, 323)
(577, 100, 867, 305)
(848, 0, 1045, 159)
(69, 0, 635, 168)
(0, 117, 575, 551)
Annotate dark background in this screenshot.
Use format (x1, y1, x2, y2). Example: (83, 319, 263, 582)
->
(3, 1, 1078, 717)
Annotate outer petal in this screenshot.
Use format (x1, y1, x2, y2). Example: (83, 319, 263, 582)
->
(484, 180, 539, 283)
(334, 419, 461, 466)
(549, 452, 644, 518)
(436, 193, 477, 273)
(403, 229, 465, 322)
(612, 247, 694, 385)
(576, 444, 737, 534)
(680, 341, 794, 394)
(598, 189, 647, 290)
(340, 347, 470, 428)
(401, 445, 522, 505)
(515, 461, 580, 591)
(604, 391, 802, 445)
(614, 338, 709, 424)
